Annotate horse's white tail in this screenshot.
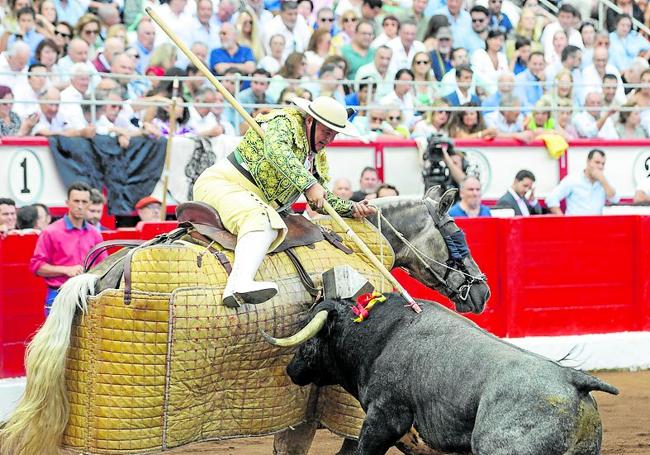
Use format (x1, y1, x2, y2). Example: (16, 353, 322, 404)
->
(0, 273, 98, 455)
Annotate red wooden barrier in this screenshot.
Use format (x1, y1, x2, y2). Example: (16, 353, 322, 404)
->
(1, 217, 650, 378)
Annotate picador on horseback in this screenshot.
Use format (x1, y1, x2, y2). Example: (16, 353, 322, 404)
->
(193, 96, 377, 308)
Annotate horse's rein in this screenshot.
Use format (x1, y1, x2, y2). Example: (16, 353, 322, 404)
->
(375, 207, 485, 301)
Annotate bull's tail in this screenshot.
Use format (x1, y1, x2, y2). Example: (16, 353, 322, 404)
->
(0, 274, 98, 455)
(570, 371, 619, 395)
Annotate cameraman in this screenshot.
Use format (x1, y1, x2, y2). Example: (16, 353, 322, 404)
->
(420, 134, 467, 196)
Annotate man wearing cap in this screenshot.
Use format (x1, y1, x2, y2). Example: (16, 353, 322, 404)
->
(135, 196, 162, 222)
(193, 96, 376, 308)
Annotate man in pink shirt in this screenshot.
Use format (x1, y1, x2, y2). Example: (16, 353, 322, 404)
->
(30, 182, 107, 315)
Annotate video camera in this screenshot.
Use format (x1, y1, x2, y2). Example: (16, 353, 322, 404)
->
(422, 134, 456, 192)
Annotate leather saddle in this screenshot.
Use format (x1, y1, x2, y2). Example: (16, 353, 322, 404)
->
(176, 201, 325, 253)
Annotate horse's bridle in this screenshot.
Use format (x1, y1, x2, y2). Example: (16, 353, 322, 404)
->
(377, 199, 486, 302)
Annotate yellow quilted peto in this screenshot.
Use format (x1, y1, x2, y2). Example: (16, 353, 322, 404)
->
(62, 218, 393, 453)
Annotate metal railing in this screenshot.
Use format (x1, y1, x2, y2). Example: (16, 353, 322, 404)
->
(596, 0, 650, 35)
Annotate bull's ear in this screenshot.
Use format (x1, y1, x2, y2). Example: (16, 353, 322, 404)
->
(424, 185, 442, 201)
(324, 311, 338, 337)
(437, 189, 457, 216)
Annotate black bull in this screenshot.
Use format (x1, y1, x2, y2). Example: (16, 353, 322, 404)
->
(264, 294, 619, 455)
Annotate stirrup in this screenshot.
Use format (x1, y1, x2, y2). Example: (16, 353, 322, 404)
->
(223, 293, 244, 308)
(234, 286, 278, 305)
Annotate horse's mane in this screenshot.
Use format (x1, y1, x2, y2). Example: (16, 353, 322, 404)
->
(369, 196, 424, 212)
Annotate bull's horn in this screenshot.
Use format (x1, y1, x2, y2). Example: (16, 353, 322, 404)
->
(260, 310, 329, 347)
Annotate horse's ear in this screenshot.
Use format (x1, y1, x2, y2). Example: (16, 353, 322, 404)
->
(437, 189, 457, 216)
(424, 185, 442, 201)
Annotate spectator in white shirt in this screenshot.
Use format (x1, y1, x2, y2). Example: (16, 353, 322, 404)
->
(188, 86, 236, 137)
(258, 34, 286, 75)
(0, 41, 30, 93)
(386, 20, 425, 77)
(32, 87, 95, 137)
(13, 63, 48, 119)
(60, 63, 91, 129)
(153, 0, 193, 47)
(263, 1, 310, 60)
(380, 68, 416, 127)
(470, 28, 508, 93)
(540, 3, 584, 57)
(181, 0, 221, 69)
(95, 90, 142, 148)
(54, 38, 99, 89)
(355, 45, 394, 100)
(581, 46, 625, 104)
(484, 94, 534, 142)
(573, 91, 618, 139)
(371, 14, 400, 49)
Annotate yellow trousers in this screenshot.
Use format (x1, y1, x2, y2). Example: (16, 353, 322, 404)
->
(193, 160, 288, 251)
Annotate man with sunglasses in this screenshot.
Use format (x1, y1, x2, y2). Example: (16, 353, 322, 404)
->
(315, 7, 336, 33)
(458, 5, 490, 56)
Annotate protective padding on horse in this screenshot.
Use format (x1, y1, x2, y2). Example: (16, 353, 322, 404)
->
(62, 218, 392, 453)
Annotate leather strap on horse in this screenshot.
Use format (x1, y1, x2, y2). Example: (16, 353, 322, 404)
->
(284, 247, 322, 300)
(188, 230, 233, 275)
(84, 239, 145, 272)
(320, 227, 353, 254)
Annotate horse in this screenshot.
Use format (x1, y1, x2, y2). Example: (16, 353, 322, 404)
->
(0, 187, 490, 455)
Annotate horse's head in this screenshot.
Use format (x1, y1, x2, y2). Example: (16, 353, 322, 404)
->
(371, 187, 490, 314)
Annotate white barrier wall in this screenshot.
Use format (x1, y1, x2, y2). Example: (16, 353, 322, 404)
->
(2, 138, 649, 207)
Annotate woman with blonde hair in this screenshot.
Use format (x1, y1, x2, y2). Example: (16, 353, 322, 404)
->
(410, 51, 437, 110)
(542, 69, 573, 106)
(148, 42, 178, 71)
(75, 14, 101, 54)
(412, 98, 451, 138)
(505, 8, 543, 63)
(106, 23, 128, 47)
(304, 28, 332, 76)
(554, 97, 579, 139)
(236, 8, 264, 61)
(331, 10, 358, 55)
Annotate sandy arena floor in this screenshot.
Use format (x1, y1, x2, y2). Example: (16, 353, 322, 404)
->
(166, 370, 650, 455)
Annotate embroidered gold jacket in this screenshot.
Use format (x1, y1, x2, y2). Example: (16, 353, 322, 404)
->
(236, 107, 354, 216)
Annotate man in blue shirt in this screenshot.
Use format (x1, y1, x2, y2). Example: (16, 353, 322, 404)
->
(8, 8, 44, 57)
(514, 51, 545, 112)
(449, 177, 492, 218)
(487, 0, 513, 33)
(458, 5, 489, 57)
(238, 69, 274, 113)
(210, 23, 256, 76)
(546, 149, 619, 215)
(434, 0, 472, 47)
(52, 0, 86, 27)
